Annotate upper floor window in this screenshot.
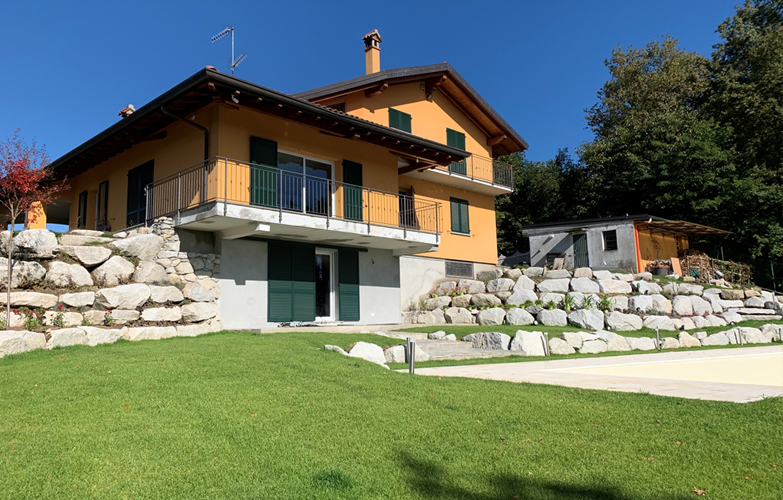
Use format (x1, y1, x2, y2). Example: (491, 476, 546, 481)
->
(446, 128, 467, 174)
(450, 197, 470, 235)
(603, 230, 618, 251)
(389, 108, 411, 133)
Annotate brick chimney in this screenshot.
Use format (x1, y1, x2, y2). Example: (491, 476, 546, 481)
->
(362, 30, 382, 75)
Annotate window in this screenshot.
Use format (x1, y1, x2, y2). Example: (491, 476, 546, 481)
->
(446, 128, 467, 174)
(77, 191, 88, 229)
(388, 108, 411, 133)
(445, 260, 473, 278)
(603, 230, 618, 251)
(450, 197, 470, 235)
(127, 161, 154, 227)
(96, 181, 109, 231)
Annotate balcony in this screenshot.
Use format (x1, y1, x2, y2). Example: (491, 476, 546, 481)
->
(400, 154, 515, 196)
(145, 157, 441, 254)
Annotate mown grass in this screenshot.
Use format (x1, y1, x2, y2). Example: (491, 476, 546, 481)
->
(1, 331, 781, 499)
(396, 319, 783, 341)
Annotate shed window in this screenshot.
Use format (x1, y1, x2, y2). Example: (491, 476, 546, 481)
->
(603, 230, 618, 251)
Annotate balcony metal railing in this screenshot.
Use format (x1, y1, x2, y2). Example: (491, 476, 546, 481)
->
(145, 157, 441, 235)
(431, 154, 515, 189)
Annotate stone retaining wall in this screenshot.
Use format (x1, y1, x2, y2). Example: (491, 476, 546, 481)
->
(404, 266, 783, 331)
(0, 217, 222, 358)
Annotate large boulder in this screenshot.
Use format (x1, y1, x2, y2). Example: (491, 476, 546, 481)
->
(580, 340, 608, 354)
(744, 296, 767, 308)
(549, 337, 576, 355)
(502, 268, 522, 280)
(510, 331, 547, 356)
(539, 293, 564, 307)
(627, 337, 656, 351)
(634, 280, 662, 295)
(642, 315, 678, 331)
(600, 332, 631, 351)
(566, 292, 586, 309)
(181, 302, 218, 323)
(720, 289, 744, 301)
(149, 285, 184, 303)
(545, 269, 572, 279)
(761, 324, 783, 342)
(612, 273, 635, 282)
(43, 311, 83, 327)
(182, 282, 215, 302)
(568, 309, 604, 331)
(424, 296, 452, 310)
(506, 288, 538, 306)
(458, 279, 485, 294)
(82, 326, 125, 346)
(690, 296, 713, 316)
(0, 330, 46, 357)
(661, 337, 680, 349)
(44, 261, 93, 288)
(651, 294, 673, 314)
(55, 246, 112, 267)
(463, 332, 510, 350)
(91, 256, 135, 287)
(47, 328, 88, 349)
(629, 295, 655, 314)
(11, 229, 58, 258)
(678, 331, 702, 348)
(592, 270, 613, 280)
(436, 281, 457, 294)
(505, 308, 535, 325)
(477, 308, 506, 326)
(383, 344, 429, 363)
(0, 292, 57, 309)
(124, 326, 178, 342)
(58, 291, 95, 308)
(570, 277, 599, 294)
(476, 268, 502, 281)
(512, 275, 536, 292)
(471, 293, 502, 307)
(562, 331, 586, 349)
(537, 279, 570, 293)
(610, 296, 629, 311)
(672, 296, 694, 316)
(108, 234, 164, 261)
(0, 258, 46, 288)
(444, 307, 474, 324)
(141, 307, 182, 322)
(604, 311, 643, 331)
(95, 284, 151, 309)
(523, 267, 544, 278)
(537, 309, 567, 326)
(451, 294, 471, 308)
(133, 262, 169, 284)
(487, 278, 515, 293)
(59, 234, 112, 246)
(598, 280, 632, 294)
(701, 332, 730, 346)
(573, 267, 593, 279)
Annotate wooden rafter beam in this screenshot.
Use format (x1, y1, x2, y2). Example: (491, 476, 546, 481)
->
(425, 75, 447, 95)
(487, 134, 507, 146)
(397, 162, 435, 175)
(364, 83, 388, 98)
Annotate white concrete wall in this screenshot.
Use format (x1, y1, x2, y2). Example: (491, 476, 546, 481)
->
(359, 249, 402, 324)
(219, 238, 270, 329)
(219, 239, 401, 328)
(528, 222, 638, 271)
(399, 255, 447, 311)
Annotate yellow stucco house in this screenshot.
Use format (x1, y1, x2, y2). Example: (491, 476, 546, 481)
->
(42, 30, 528, 327)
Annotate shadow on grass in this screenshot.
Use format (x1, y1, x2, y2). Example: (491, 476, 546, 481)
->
(397, 451, 690, 500)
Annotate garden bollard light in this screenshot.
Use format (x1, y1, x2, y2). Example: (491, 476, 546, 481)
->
(407, 337, 415, 374)
(655, 328, 661, 351)
(544, 332, 550, 356)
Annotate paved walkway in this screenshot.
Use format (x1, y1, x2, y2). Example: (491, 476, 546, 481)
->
(415, 345, 783, 403)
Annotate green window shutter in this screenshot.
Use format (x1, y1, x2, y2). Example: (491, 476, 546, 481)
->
(447, 129, 467, 174)
(338, 249, 360, 321)
(342, 160, 363, 221)
(250, 137, 278, 207)
(291, 245, 316, 321)
(268, 242, 293, 322)
(389, 108, 411, 133)
(450, 198, 469, 234)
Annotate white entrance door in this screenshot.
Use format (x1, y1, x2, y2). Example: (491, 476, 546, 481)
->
(315, 248, 337, 321)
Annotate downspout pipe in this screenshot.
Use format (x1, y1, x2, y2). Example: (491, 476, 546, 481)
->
(160, 105, 209, 161)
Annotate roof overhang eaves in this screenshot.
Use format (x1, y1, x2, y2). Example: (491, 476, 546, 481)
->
(520, 214, 661, 235)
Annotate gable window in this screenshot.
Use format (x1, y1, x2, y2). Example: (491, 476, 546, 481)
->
(603, 230, 618, 251)
(446, 128, 467, 174)
(96, 180, 109, 231)
(77, 191, 88, 229)
(127, 161, 154, 227)
(450, 197, 470, 235)
(388, 108, 411, 133)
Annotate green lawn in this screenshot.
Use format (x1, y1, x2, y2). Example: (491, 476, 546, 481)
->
(396, 319, 783, 340)
(1, 331, 781, 499)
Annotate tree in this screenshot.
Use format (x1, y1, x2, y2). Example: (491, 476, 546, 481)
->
(0, 130, 65, 324)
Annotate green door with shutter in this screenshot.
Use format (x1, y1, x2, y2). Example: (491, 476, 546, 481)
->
(447, 129, 467, 175)
(250, 137, 278, 207)
(268, 242, 316, 322)
(572, 233, 589, 268)
(343, 160, 363, 222)
(338, 249, 360, 321)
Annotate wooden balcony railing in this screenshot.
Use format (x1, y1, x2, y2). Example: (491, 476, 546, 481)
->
(145, 157, 441, 235)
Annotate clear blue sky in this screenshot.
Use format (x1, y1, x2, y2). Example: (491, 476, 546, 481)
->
(1, 0, 738, 163)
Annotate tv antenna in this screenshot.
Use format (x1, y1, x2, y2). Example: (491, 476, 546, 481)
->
(211, 27, 246, 75)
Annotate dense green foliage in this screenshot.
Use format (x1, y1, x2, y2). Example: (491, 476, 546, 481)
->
(497, 1, 783, 286)
(1, 331, 782, 499)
